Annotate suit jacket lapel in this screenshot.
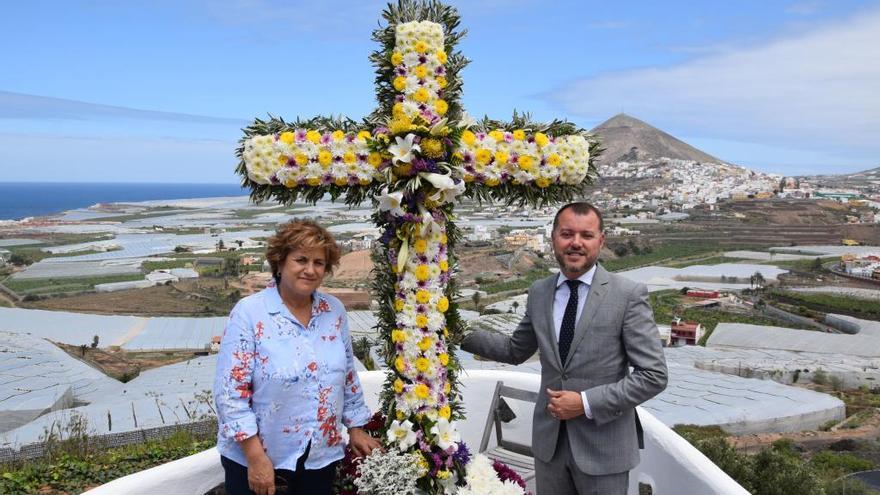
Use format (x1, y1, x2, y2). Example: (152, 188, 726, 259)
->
(565, 264, 609, 369)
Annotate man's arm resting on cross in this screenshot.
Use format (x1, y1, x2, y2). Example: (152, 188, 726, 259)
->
(583, 283, 668, 426)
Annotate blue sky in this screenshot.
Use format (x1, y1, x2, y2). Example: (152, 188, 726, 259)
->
(1, 0, 878, 183)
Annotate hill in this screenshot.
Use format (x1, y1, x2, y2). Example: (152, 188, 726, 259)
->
(590, 113, 724, 165)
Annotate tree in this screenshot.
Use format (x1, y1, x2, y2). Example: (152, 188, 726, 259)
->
(90, 335, 99, 349)
(8, 253, 33, 266)
(752, 271, 765, 289)
(216, 239, 225, 251)
(811, 257, 823, 271)
(511, 300, 520, 314)
(471, 291, 482, 312)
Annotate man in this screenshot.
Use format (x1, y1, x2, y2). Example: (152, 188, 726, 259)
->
(461, 202, 668, 495)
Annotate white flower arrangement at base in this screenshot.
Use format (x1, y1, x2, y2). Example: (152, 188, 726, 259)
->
(456, 454, 528, 495)
(355, 449, 427, 495)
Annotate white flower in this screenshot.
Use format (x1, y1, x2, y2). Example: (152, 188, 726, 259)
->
(421, 173, 465, 205)
(430, 418, 460, 450)
(378, 190, 406, 217)
(389, 134, 420, 164)
(387, 419, 417, 450)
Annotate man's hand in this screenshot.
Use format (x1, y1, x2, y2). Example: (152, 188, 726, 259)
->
(546, 388, 585, 420)
(349, 427, 384, 458)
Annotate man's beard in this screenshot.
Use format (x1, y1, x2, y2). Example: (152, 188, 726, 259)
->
(555, 249, 593, 274)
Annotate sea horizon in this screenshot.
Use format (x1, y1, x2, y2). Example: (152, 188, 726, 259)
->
(0, 181, 247, 221)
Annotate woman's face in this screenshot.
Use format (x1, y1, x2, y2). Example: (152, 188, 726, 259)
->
(278, 246, 327, 301)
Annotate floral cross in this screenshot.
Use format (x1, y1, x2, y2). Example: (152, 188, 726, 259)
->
(236, 1, 596, 492)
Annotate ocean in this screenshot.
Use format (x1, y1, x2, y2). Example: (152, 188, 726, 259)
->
(0, 182, 247, 221)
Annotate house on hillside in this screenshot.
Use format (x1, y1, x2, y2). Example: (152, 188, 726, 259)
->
(671, 319, 704, 346)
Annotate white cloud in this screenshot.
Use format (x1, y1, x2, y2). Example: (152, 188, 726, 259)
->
(545, 8, 880, 164)
(786, 0, 825, 16)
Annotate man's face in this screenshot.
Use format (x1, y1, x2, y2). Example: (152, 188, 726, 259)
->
(552, 208, 605, 279)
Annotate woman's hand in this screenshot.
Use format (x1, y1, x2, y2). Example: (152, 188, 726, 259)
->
(240, 435, 275, 495)
(348, 427, 384, 458)
(246, 452, 275, 495)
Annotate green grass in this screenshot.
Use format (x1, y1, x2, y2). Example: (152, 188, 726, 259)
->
(664, 256, 753, 268)
(141, 259, 192, 271)
(478, 268, 549, 294)
(767, 289, 880, 320)
(602, 242, 731, 272)
(0, 429, 215, 495)
(761, 256, 838, 270)
(3, 274, 146, 296)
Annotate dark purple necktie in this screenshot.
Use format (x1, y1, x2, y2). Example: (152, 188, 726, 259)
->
(558, 279, 580, 364)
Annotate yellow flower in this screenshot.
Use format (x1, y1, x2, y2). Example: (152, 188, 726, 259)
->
(392, 102, 405, 117)
(414, 383, 430, 398)
(437, 470, 451, 480)
(397, 410, 406, 420)
(414, 40, 429, 53)
(306, 130, 321, 144)
(518, 155, 535, 171)
(307, 177, 321, 186)
(461, 130, 476, 145)
(367, 152, 383, 168)
(395, 298, 405, 312)
(442, 327, 449, 337)
(414, 65, 428, 79)
(394, 163, 412, 177)
(485, 177, 500, 187)
(433, 99, 448, 116)
(413, 238, 428, 254)
(395, 357, 406, 372)
(293, 153, 308, 166)
(437, 297, 449, 313)
(494, 150, 510, 165)
(277, 155, 288, 165)
(331, 130, 345, 141)
(391, 51, 403, 66)
(439, 405, 451, 420)
(440, 233, 447, 245)
(418, 337, 432, 351)
(536, 178, 551, 188)
(489, 130, 504, 141)
(439, 352, 449, 366)
(334, 177, 348, 186)
(280, 131, 295, 144)
(535, 132, 550, 147)
(357, 130, 371, 141)
(439, 260, 449, 272)
(420, 138, 444, 158)
(392, 329, 406, 343)
(415, 314, 429, 328)
(513, 129, 526, 140)
(394, 379, 404, 393)
(443, 381, 451, 394)
(415, 454, 430, 475)
(416, 289, 431, 304)
(463, 174, 474, 183)
(389, 116, 413, 135)
(413, 88, 430, 103)
(393, 76, 407, 92)
(343, 151, 357, 164)
(436, 50, 448, 64)
(358, 178, 370, 186)
(282, 176, 296, 187)
(318, 151, 333, 167)
(436, 76, 448, 88)
(475, 149, 492, 165)
(414, 264, 430, 281)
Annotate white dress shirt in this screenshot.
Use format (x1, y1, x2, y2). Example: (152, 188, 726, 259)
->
(553, 265, 597, 419)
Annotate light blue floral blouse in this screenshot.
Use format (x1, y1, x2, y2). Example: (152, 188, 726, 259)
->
(213, 284, 372, 471)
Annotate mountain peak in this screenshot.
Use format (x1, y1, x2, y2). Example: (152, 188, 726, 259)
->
(590, 114, 724, 165)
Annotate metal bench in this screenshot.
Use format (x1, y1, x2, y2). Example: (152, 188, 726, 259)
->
(479, 381, 538, 485)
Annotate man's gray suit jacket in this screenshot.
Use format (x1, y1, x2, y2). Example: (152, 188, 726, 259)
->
(461, 265, 668, 476)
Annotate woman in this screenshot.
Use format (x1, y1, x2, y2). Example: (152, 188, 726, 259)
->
(214, 219, 381, 495)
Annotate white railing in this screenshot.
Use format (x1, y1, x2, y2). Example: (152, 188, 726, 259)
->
(84, 370, 748, 495)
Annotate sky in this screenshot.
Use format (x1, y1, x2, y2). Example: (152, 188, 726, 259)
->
(1, 0, 878, 183)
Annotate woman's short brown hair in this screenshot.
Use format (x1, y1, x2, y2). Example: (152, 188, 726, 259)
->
(265, 219, 341, 283)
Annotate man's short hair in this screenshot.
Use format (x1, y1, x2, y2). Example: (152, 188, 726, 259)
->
(552, 202, 604, 233)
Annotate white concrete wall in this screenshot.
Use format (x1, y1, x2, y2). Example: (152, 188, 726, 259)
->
(84, 370, 748, 495)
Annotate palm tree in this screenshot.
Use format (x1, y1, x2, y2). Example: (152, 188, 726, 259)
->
(511, 300, 520, 314)
(471, 291, 482, 312)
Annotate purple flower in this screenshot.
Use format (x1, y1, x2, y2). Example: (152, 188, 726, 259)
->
(295, 129, 307, 142)
(452, 442, 470, 465)
(320, 133, 332, 144)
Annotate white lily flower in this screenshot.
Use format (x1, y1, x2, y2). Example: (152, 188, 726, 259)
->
(389, 133, 420, 164)
(429, 118, 449, 136)
(421, 172, 466, 205)
(388, 419, 417, 450)
(378, 190, 406, 217)
(459, 111, 477, 128)
(430, 418, 460, 451)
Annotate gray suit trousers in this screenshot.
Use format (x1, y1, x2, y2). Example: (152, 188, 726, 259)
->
(535, 427, 629, 495)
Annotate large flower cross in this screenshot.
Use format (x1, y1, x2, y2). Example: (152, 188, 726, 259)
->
(236, 1, 597, 492)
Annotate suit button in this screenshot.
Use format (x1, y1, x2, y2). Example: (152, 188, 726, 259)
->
(562, 374, 568, 380)
(615, 410, 622, 416)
